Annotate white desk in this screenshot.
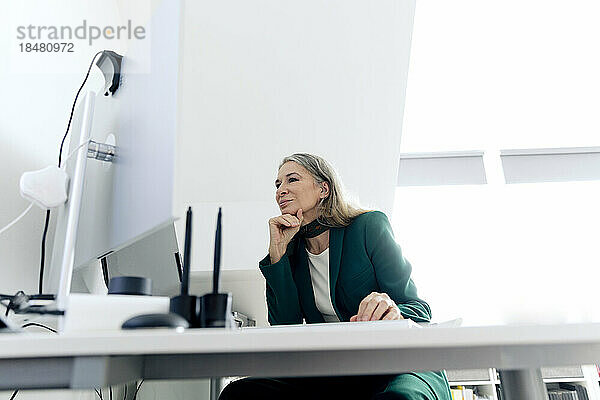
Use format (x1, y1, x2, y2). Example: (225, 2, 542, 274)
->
(2, 321, 600, 399)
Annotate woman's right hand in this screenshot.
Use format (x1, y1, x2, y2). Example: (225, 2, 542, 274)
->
(268, 209, 304, 264)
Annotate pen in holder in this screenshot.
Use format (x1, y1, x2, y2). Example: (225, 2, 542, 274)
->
(170, 294, 200, 327)
(199, 292, 232, 328)
(170, 207, 200, 326)
(198, 207, 234, 329)
(171, 206, 234, 328)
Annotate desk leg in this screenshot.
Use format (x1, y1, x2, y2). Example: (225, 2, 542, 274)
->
(210, 377, 222, 400)
(498, 369, 548, 400)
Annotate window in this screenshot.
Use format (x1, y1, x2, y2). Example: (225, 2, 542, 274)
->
(401, 0, 600, 153)
(394, 2, 600, 325)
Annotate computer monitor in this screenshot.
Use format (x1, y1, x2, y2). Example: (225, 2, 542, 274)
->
(46, 0, 182, 308)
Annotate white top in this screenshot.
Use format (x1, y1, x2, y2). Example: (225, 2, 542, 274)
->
(306, 248, 340, 322)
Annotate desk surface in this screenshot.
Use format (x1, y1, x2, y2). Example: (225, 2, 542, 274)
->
(2, 322, 600, 390)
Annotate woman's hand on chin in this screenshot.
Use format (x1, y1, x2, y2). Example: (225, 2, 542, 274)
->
(350, 292, 404, 322)
(267, 209, 304, 263)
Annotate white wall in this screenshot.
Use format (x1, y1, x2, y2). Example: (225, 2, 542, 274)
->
(0, 17, 96, 296)
(174, 0, 415, 271)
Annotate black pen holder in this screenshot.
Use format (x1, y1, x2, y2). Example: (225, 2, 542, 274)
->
(169, 294, 200, 327)
(199, 293, 232, 328)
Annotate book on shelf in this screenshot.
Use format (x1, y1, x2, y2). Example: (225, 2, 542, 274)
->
(451, 386, 474, 400)
(451, 388, 463, 400)
(463, 388, 474, 400)
(496, 385, 504, 400)
(559, 383, 588, 400)
(547, 388, 579, 400)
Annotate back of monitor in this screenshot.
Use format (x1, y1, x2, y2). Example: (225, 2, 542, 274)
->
(45, 0, 181, 297)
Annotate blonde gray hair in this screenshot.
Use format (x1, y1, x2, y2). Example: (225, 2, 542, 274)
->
(279, 153, 368, 228)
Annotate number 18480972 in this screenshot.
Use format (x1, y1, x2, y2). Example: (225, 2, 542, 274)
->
(19, 42, 74, 52)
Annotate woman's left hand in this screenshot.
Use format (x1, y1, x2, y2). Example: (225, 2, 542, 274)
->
(350, 292, 404, 321)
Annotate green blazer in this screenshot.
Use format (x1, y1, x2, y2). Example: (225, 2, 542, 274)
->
(259, 211, 451, 399)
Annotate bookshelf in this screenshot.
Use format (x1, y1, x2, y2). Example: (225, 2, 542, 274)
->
(447, 366, 600, 400)
(446, 368, 497, 400)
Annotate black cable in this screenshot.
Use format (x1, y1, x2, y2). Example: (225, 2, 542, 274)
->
(1, 294, 54, 313)
(4, 296, 16, 316)
(20, 322, 57, 333)
(2, 292, 59, 320)
(133, 380, 144, 400)
(9, 390, 18, 400)
(123, 384, 127, 400)
(174, 252, 183, 283)
(3, 291, 62, 316)
(37, 50, 105, 296)
(0, 293, 54, 300)
(109, 386, 112, 400)
(38, 210, 50, 295)
(58, 50, 104, 168)
(101, 257, 110, 289)
(4, 291, 26, 317)
(30, 294, 54, 300)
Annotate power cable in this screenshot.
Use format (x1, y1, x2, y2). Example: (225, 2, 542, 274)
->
(133, 380, 144, 400)
(0, 204, 34, 236)
(20, 322, 57, 333)
(38, 210, 50, 295)
(2, 291, 61, 317)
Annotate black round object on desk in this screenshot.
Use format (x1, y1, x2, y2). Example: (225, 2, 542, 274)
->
(108, 276, 152, 296)
(122, 313, 189, 329)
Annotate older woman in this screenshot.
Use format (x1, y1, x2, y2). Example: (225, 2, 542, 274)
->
(219, 153, 451, 400)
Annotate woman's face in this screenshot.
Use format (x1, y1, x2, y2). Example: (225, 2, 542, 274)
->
(275, 161, 328, 222)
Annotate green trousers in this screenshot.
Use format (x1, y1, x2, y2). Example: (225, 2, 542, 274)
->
(219, 371, 452, 400)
